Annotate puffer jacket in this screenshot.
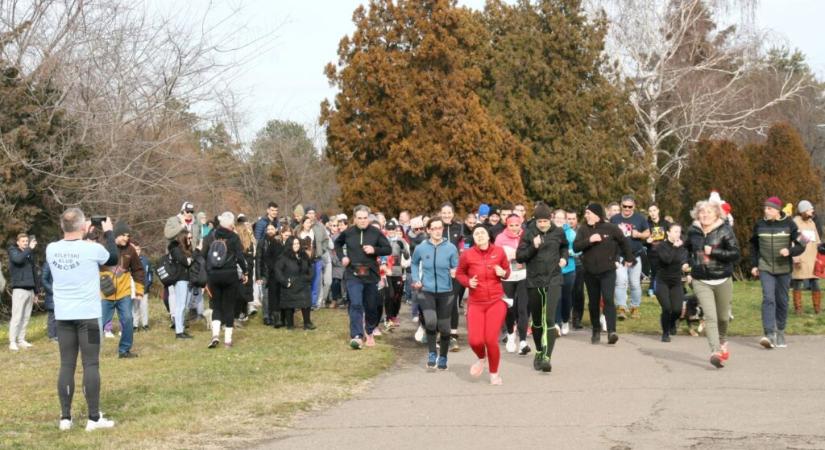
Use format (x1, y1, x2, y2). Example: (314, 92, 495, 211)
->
(100, 243, 145, 300)
(8, 245, 37, 290)
(750, 214, 803, 275)
(516, 222, 569, 288)
(455, 244, 510, 305)
(686, 220, 741, 280)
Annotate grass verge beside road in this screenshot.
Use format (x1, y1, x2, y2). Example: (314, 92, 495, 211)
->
(0, 306, 394, 449)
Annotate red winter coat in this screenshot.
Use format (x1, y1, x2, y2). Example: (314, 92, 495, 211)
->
(455, 244, 510, 306)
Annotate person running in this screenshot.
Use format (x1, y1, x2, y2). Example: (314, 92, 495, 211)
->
(646, 204, 670, 297)
(516, 203, 568, 372)
(573, 204, 634, 345)
(47, 209, 118, 431)
(654, 224, 689, 342)
(440, 203, 464, 352)
(566, 210, 586, 330)
(201, 212, 249, 349)
(494, 214, 530, 355)
(168, 230, 194, 339)
(275, 236, 316, 330)
(335, 205, 392, 349)
(685, 200, 740, 368)
(410, 218, 459, 370)
(553, 209, 577, 336)
(384, 222, 409, 328)
(750, 196, 803, 349)
(610, 195, 650, 320)
(456, 226, 510, 385)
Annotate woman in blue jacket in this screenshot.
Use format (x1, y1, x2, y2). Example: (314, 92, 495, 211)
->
(411, 218, 459, 371)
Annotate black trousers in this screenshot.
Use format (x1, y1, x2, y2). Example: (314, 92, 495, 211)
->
(57, 319, 101, 421)
(420, 291, 453, 357)
(385, 276, 404, 319)
(208, 271, 240, 328)
(572, 265, 585, 323)
(503, 280, 529, 341)
(528, 285, 561, 359)
(584, 270, 617, 333)
(655, 278, 683, 336)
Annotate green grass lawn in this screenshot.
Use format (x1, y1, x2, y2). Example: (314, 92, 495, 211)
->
(595, 281, 825, 336)
(0, 304, 394, 449)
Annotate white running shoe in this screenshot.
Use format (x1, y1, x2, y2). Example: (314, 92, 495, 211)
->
(59, 419, 72, 431)
(9, 342, 19, 352)
(505, 333, 517, 353)
(561, 322, 570, 336)
(414, 325, 425, 343)
(599, 314, 607, 332)
(18, 340, 33, 348)
(85, 414, 115, 432)
(104, 331, 115, 339)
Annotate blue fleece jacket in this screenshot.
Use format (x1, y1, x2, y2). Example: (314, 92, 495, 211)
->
(411, 238, 459, 294)
(562, 224, 578, 274)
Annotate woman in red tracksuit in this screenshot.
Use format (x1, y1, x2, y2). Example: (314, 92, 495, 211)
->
(456, 226, 510, 385)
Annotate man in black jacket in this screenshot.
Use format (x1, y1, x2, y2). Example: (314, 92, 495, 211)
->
(574, 204, 634, 345)
(8, 233, 39, 351)
(335, 205, 392, 350)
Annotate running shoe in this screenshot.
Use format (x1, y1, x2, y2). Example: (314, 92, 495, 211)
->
(59, 418, 72, 431)
(350, 338, 363, 350)
(607, 333, 619, 345)
(518, 341, 531, 356)
(18, 340, 33, 349)
(372, 328, 382, 337)
(776, 331, 787, 348)
(490, 373, 503, 386)
(426, 352, 437, 371)
(561, 322, 569, 336)
(449, 337, 460, 352)
(617, 307, 627, 321)
(538, 356, 552, 372)
(437, 356, 448, 371)
(759, 335, 775, 349)
(505, 333, 517, 353)
(720, 342, 730, 361)
(470, 359, 485, 378)
(710, 352, 725, 368)
(599, 314, 608, 331)
(85, 414, 115, 432)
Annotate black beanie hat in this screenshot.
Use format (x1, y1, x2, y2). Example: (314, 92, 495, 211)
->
(533, 202, 552, 220)
(114, 221, 131, 237)
(586, 203, 605, 221)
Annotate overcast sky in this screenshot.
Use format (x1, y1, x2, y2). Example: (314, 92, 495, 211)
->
(196, 0, 825, 140)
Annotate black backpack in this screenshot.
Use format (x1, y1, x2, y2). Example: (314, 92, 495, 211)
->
(206, 238, 235, 271)
(155, 254, 180, 287)
(189, 253, 208, 287)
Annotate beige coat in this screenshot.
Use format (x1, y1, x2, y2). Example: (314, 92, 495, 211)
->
(792, 216, 820, 280)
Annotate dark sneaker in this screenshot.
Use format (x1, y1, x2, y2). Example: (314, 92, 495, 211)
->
(518, 341, 531, 356)
(437, 356, 448, 371)
(608, 333, 619, 345)
(426, 352, 437, 371)
(661, 334, 671, 343)
(539, 356, 552, 373)
(710, 352, 725, 368)
(591, 331, 600, 345)
(303, 322, 317, 331)
(176, 333, 193, 340)
(533, 354, 542, 371)
(118, 351, 138, 359)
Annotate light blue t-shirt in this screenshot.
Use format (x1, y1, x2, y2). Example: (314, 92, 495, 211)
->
(47, 240, 111, 320)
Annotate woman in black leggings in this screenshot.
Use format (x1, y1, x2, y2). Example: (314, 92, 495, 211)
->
(654, 224, 689, 342)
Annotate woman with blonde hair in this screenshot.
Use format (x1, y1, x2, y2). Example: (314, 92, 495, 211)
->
(685, 201, 741, 368)
(235, 215, 256, 321)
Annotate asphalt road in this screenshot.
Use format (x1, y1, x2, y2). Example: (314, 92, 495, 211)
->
(261, 324, 825, 450)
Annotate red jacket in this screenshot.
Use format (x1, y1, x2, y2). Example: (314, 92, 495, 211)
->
(455, 244, 510, 306)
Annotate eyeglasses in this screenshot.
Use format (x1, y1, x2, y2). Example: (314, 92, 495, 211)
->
(622, 205, 634, 209)
(413, 227, 424, 231)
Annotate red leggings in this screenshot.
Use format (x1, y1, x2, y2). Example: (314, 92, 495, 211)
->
(467, 300, 507, 374)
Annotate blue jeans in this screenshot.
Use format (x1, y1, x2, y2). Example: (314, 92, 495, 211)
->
(615, 257, 642, 308)
(101, 296, 134, 354)
(311, 260, 323, 308)
(346, 278, 379, 338)
(760, 272, 791, 334)
(173, 280, 191, 334)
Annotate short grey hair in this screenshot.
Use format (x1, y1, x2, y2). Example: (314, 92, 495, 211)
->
(353, 205, 370, 216)
(60, 208, 85, 233)
(690, 200, 722, 220)
(219, 211, 235, 228)
(621, 195, 635, 204)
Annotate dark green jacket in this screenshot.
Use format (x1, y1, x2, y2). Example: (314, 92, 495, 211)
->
(750, 214, 804, 274)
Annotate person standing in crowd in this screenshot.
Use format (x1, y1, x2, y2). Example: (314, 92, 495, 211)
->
(335, 205, 392, 350)
(47, 209, 118, 431)
(792, 200, 822, 314)
(566, 210, 586, 330)
(164, 202, 201, 244)
(253, 202, 281, 324)
(100, 222, 144, 358)
(7, 232, 39, 351)
(398, 210, 412, 235)
(646, 204, 670, 298)
(456, 226, 510, 384)
(257, 223, 287, 327)
(295, 215, 322, 309)
(477, 204, 491, 225)
(486, 208, 504, 241)
(495, 214, 530, 355)
(574, 203, 634, 345)
(606, 202, 620, 221)
(202, 212, 249, 349)
(168, 230, 194, 339)
(513, 204, 527, 219)
(611, 195, 650, 320)
(407, 216, 428, 331)
(290, 204, 305, 230)
(196, 212, 212, 247)
(517, 203, 569, 372)
(440, 202, 464, 352)
(553, 209, 577, 336)
(275, 236, 316, 330)
(384, 222, 409, 328)
(686, 200, 740, 368)
(654, 224, 689, 342)
(132, 242, 152, 332)
(41, 260, 58, 342)
(329, 220, 347, 309)
(305, 206, 331, 309)
(236, 214, 256, 320)
(750, 196, 804, 349)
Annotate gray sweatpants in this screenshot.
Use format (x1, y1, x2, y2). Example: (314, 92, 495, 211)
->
(9, 288, 35, 344)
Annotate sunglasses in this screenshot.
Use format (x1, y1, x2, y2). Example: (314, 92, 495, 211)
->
(622, 205, 634, 209)
(413, 227, 424, 231)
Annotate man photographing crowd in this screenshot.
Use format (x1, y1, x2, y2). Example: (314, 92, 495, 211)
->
(46, 208, 119, 431)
